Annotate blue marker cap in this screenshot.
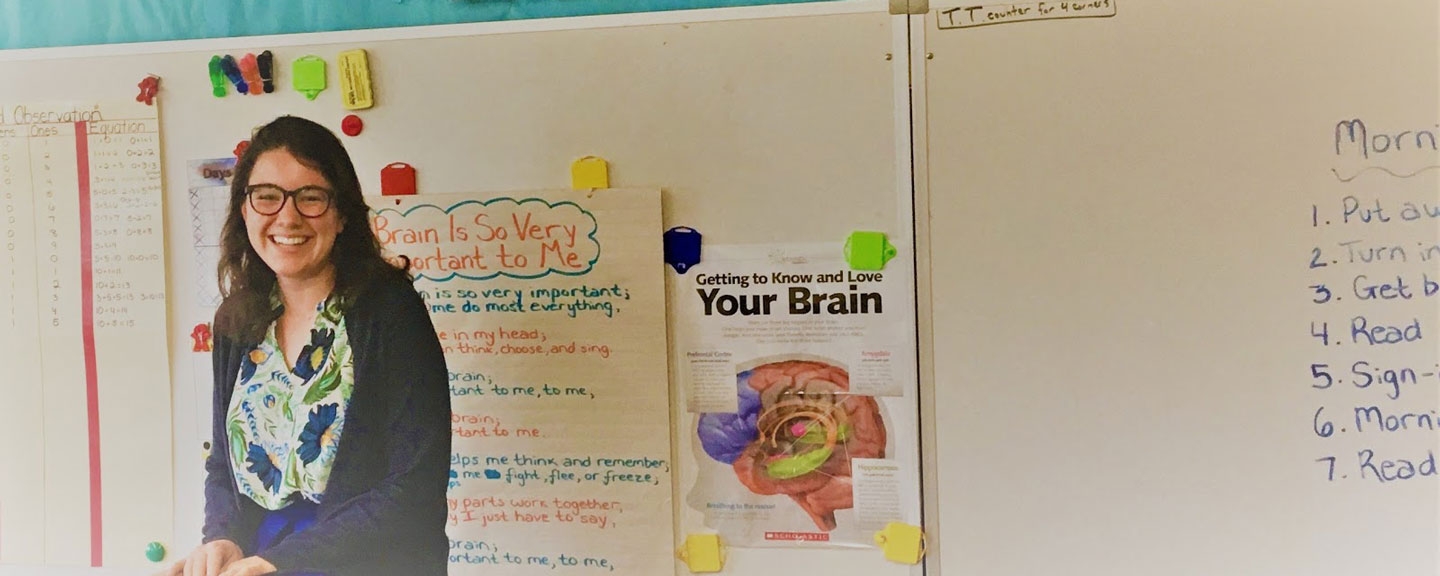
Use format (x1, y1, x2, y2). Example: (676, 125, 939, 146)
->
(663, 226, 702, 274)
(220, 55, 248, 94)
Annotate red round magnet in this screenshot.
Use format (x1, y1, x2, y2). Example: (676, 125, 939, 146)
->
(341, 114, 363, 137)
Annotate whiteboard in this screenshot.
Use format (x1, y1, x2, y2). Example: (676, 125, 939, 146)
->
(0, 2, 924, 574)
(919, 0, 1439, 574)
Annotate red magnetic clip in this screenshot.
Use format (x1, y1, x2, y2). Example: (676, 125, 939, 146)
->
(234, 140, 250, 159)
(136, 75, 160, 105)
(381, 162, 417, 196)
(191, 323, 213, 352)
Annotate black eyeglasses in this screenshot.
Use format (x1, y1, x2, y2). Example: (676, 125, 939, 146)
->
(245, 184, 334, 218)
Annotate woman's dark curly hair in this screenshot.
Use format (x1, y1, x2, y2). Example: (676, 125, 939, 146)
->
(214, 115, 407, 343)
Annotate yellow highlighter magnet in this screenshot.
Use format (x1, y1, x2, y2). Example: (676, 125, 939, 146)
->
(874, 522, 926, 565)
(337, 49, 374, 110)
(677, 534, 724, 573)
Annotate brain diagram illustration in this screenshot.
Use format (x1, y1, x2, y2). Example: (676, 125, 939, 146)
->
(697, 359, 887, 531)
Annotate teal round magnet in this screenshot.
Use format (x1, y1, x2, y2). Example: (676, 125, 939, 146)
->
(145, 541, 166, 562)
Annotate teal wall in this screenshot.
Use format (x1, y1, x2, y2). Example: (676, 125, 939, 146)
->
(2, 0, 825, 50)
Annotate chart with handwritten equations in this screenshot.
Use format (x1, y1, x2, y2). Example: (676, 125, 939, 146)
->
(0, 100, 172, 568)
(372, 189, 672, 575)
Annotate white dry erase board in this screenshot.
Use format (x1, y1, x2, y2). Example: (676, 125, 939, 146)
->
(918, 0, 1440, 575)
(0, 2, 925, 575)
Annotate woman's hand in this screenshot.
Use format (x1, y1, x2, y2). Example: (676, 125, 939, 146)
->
(217, 556, 278, 576)
(163, 539, 243, 576)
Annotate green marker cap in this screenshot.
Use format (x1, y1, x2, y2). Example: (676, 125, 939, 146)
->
(292, 55, 327, 101)
(207, 55, 226, 98)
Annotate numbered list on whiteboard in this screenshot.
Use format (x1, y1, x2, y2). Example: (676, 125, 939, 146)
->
(1311, 118, 1440, 485)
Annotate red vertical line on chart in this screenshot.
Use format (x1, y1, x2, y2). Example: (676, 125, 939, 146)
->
(73, 121, 101, 567)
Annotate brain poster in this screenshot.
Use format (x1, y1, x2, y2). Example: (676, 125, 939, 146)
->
(670, 243, 918, 548)
(371, 189, 672, 574)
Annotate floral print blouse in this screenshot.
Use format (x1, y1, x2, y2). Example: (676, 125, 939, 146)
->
(226, 295, 354, 510)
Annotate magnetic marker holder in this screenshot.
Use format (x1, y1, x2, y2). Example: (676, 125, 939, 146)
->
(663, 226, 702, 274)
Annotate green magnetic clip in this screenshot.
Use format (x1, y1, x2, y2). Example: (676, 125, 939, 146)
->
(208, 55, 226, 97)
(292, 55, 327, 101)
(844, 231, 898, 271)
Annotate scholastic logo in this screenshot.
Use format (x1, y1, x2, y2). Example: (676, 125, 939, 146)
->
(764, 531, 830, 542)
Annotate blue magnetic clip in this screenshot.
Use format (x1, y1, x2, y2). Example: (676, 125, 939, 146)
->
(663, 226, 702, 273)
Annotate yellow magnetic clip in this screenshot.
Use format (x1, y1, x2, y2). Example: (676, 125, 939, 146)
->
(874, 522, 926, 565)
(677, 533, 724, 573)
(571, 156, 609, 190)
(337, 49, 374, 110)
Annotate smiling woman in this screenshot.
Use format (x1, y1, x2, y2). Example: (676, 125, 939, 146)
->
(173, 115, 452, 576)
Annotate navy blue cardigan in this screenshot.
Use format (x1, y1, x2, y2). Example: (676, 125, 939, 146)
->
(202, 275, 452, 575)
